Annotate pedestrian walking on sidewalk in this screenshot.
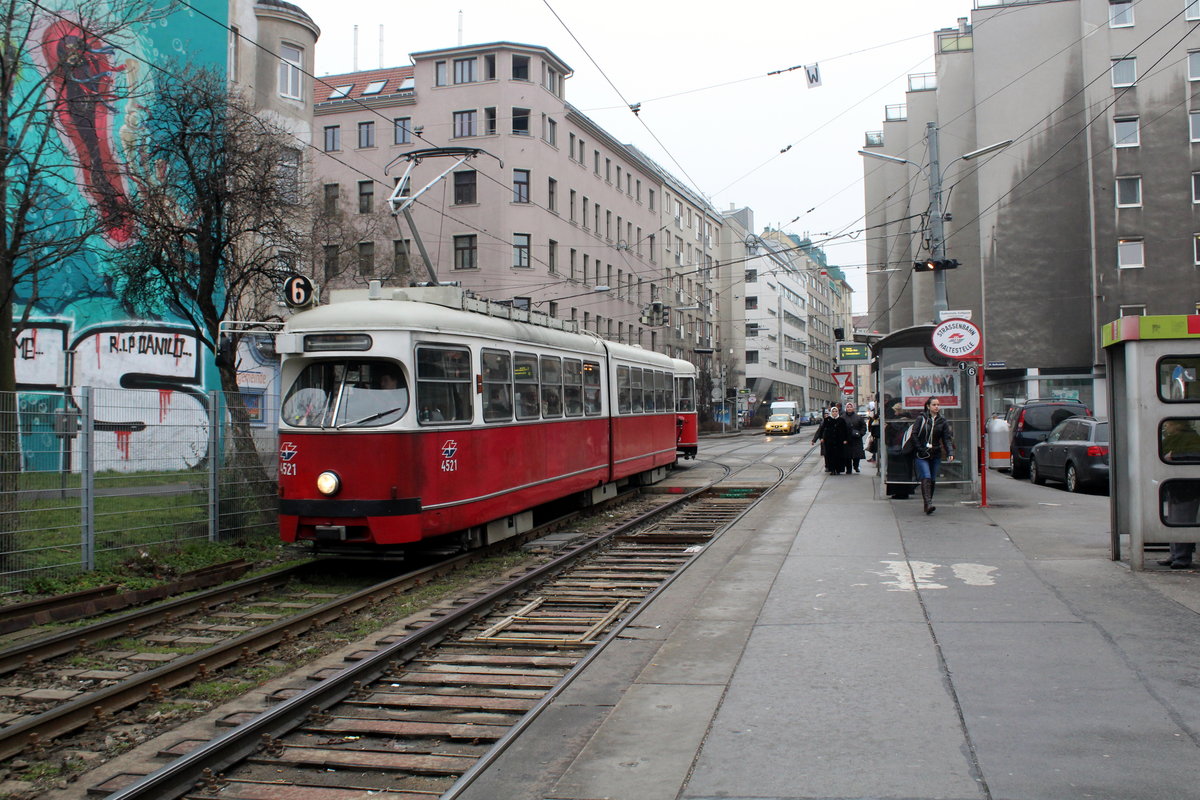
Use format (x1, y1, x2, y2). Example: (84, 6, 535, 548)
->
(843, 401, 867, 473)
(820, 405, 850, 475)
(910, 397, 955, 513)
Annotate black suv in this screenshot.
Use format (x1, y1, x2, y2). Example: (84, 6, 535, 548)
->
(1005, 399, 1091, 478)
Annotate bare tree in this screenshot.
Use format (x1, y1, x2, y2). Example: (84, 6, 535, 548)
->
(110, 63, 307, 537)
(0, 0, 173, 568)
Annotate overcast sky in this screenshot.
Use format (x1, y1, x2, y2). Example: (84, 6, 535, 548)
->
(295, 0, 977, 313)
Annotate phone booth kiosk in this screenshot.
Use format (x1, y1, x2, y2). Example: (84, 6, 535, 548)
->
(872, 324, 981, 501)
(1103, 315, 1200, 569)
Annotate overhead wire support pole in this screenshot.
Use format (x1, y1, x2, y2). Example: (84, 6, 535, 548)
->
(385, 147, 503, 285)
(926, 122, 948, 319)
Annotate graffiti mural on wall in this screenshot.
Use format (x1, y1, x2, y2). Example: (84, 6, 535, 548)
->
(15, 1, 227, 471)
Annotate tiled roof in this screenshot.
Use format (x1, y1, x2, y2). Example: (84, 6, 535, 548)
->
(313, 66, 415, 104)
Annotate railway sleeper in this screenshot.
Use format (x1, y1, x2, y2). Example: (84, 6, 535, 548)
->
(252, 746, 476, 774)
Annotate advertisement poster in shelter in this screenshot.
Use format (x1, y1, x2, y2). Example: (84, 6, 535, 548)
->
(900, 367, 961, 409)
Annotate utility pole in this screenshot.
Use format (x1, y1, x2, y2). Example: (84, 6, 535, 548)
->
(926, 121, 949, 319)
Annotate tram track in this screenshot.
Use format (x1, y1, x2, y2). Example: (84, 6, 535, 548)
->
(97, 450, 813, 800)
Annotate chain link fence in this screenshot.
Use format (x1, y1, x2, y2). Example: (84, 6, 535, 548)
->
(0, 388, 278, 590)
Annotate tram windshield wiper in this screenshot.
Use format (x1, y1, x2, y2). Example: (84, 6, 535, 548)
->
(338, 407, 407, 428)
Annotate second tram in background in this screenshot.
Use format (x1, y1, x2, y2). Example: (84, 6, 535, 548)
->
(275, 284, 698, 552)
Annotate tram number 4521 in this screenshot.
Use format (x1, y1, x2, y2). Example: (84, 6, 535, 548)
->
(440, 459, 458, 472)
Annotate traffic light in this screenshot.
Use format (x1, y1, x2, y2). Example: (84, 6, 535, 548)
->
(833, 327, 845, 340)
(913, 258, 960, 272)
(643, 301, 669, 326)
(660, 304, 671, 325)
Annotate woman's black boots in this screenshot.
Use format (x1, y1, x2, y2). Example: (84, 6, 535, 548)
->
(920, 479, 936, 514)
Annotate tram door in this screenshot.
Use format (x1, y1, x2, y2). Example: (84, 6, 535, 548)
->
(1104, 316, 1200, 568)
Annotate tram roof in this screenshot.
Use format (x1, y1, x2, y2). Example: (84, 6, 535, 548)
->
(282, 287, 675, 367)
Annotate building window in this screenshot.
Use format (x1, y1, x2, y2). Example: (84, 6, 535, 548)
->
(649, 189, 656, 211)
(512, 107, 530, 136)
(357, 241, 374, 276)
(1111, 58, 1136, 87)
(569, 189, 576, 221)
(323, 183, 339, 214)
(1119, 304, 1146, 317)
(594, 150, 600, 174)
(648, 234, 656, 261)
(394, 239, 410, 272)
(454, 235, 477, 269)
(512, 54, 530, 80)
(485, 107, 497, 135)
(453, 110, 477, 138)
(358, 121, 375, 148)
(1114, 117, 1139, 147)
(745, 268, 758, 283)
(1189, 0, 1200, 21)
(547, 177, 557, 211)
(513, 233, 531, 268)
(569, 132, 576, 158)
(323, 125, 340, 152)
(582, 197, 589, 229)
(322, 245, 338, 281)
(435, 60, 447, 86)
(1194, 234, 1200, 265)
(279, 43, 302, 99)
(548, 240, 558, 273)
(453, 57, 477, 84)
(1118, 238, 1144, 268)
(358, 181, 373, 213)
(1115, 176, 1141, 207)
(453, 170, 477, 205)
(483, 53, 496, 80)
(513, 169, 530, 203)
(1191, 111, 1200, 142)
(1192, 172, 1200, 203)
(1109, 1, 1133, 27)
(394, 117, 412, 144)
(745, 296, 758, 310)
(546, 117, 557, 145)
(544, 65, 559, 94)
(746, 351, 759, 364)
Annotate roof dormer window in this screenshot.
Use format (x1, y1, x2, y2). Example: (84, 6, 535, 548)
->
(362, 79, 386, 95)
(328, 84, 352, 99)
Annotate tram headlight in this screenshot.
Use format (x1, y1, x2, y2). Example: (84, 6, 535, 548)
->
(316, 471, 341, 497)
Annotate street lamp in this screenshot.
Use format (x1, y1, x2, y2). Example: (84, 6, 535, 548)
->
(858, 125, 1012, 318)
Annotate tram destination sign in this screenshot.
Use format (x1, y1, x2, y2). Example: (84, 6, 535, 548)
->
(837, 342, 870, 362)
(931, 318, 982, 359)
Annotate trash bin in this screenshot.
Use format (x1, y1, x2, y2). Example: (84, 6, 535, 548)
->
(986, 414, 1010, 471)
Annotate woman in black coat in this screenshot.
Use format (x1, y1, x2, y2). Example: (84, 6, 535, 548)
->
(820, 405, 850, 474)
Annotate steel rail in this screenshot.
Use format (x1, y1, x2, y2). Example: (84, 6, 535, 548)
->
(103, 482, 717, 800)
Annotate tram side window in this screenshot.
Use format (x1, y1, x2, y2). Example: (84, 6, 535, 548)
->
(1158, 356, 1200, 402)
(630, 368, 644, 412)
(514, 353, 540, 420)
(676, 376, 694, 412)
(416, 346, 472, 423)
(541, 356, 563, 418)
(617, 365, 631, 414)
(1161, 418, 1200, 463)
(1161, 480, 1200, 526)
(562, 359, 583, 416)
(654, 370, 666, 413)
(482, 349, 513, 422)
(583, 360, 602, 415)
(665, 370, 675, 412)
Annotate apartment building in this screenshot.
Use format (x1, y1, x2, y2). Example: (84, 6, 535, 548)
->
(861, 0, 1200, 415)
(310, 41, 694, 358)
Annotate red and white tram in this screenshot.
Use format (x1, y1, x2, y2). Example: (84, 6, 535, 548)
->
(275, 286, 695, 550)
(673, 358, 698, 459)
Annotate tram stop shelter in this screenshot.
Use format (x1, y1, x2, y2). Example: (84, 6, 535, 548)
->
(1104, 315, 1200, 569)
(871, 324, 981, 502)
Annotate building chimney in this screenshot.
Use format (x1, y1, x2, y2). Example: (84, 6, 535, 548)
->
(958, 17, 968, 33)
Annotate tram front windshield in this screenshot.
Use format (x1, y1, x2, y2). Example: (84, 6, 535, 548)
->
(282, 360, 408, 428)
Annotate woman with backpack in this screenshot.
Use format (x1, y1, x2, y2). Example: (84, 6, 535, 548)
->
(909, 397, 955, 513)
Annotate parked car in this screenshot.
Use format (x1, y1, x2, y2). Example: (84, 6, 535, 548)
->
(1029, 417, 1109, 493)
(764, 414, 797, 435)
(1005, 398, 1091, 478)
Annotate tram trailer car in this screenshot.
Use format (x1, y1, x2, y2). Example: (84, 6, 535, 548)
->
(275, 286, 698, 551)
(673, 358, 698, 459)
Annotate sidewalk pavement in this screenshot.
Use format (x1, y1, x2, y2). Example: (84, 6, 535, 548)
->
(461, 458, 1200, 800)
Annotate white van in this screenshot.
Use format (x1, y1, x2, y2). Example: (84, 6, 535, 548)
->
(770, 401, 800, 421)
